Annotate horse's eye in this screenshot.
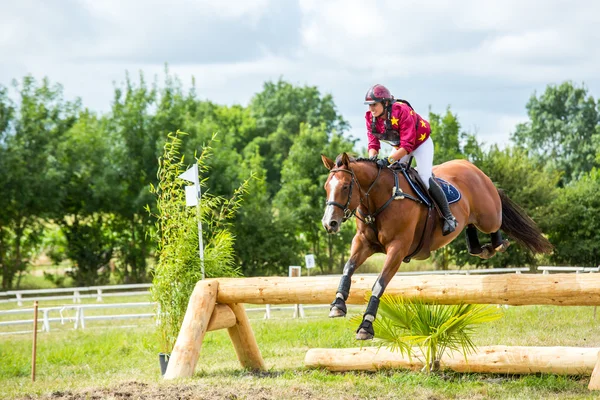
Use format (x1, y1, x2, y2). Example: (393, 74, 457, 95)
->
(342, 185, 349, 191)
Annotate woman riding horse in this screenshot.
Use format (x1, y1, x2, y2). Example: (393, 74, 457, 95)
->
(321, 85, 552, 340)
(364, 83, 457, 235)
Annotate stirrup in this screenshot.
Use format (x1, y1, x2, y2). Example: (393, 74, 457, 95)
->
(442, 217, 457, 236)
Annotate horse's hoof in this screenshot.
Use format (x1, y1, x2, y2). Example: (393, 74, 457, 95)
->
(477, 244, 496, 259)
(495, 239, 510, 253)
(356, 328, 374, 340)
(328, 306, 346, 318)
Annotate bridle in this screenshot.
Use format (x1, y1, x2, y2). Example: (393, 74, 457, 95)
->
(326, 168, 358, 222)
(326, 165, 382, 223)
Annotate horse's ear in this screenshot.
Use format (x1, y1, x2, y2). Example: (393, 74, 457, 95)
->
(341, 152, 351, 167)
(321, 155, 335, 170)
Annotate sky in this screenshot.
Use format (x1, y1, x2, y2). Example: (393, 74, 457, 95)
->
(2, 0, 600, 152)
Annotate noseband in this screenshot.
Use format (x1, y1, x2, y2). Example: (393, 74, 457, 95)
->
(326, 168, 358, 221)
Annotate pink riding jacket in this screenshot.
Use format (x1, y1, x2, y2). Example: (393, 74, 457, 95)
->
(366, 101, 431, 153)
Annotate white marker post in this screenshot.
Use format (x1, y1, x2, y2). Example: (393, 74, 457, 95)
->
(289, 266, 305, 318)
(304, 254, 315, 276)
(178, 163, 205, 279)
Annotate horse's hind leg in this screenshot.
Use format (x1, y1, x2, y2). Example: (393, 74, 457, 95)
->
(466, 224, 482, 255)
(467, 225, 497, 260)
(491, 231, 510, 253)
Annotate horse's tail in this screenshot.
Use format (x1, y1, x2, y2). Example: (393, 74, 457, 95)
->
(498, 189, 553, 254)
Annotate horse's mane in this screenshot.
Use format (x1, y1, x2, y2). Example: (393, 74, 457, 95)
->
(334, 154, 378, 167)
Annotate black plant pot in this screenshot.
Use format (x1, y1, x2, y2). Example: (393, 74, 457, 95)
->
(159, 352, 170, 376)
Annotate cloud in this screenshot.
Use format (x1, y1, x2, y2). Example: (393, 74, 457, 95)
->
(2, 0, 600, 154)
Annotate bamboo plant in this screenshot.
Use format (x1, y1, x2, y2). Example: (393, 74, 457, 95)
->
(146, 130, 249, 354)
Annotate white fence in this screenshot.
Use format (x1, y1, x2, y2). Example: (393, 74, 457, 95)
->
(537, 266, 600, 274)
(0, 283, 151, 306)
(0, 302, 155, 335)
(2, 266, 598, 334)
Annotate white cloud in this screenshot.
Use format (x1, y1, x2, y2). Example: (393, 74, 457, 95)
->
(2, 0, 600, 152)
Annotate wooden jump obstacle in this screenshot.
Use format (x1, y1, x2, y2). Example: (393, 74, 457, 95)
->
(162, 274, 600, 390)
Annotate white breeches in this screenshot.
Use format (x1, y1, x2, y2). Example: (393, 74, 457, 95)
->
(398, 137, 434, 189)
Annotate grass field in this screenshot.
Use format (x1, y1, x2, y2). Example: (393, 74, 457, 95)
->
(2, 301, 600, 399)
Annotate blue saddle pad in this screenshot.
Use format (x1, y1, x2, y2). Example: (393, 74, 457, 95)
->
(401, 170, 461, 206)
(435, 177, 461, 204)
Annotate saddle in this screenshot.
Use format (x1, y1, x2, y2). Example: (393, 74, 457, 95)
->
(389, 161, 461, 262)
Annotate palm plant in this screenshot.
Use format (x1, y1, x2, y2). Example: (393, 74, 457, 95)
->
(363, 294, 504, 373)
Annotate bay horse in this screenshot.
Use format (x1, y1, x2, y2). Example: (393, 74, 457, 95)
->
(321, 153, 552, 340)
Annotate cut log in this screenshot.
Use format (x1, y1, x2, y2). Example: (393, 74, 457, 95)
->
(227, 303, 265, 371)
(305, 346, 600, 375)
(163, 280, 218, 379)
(207, 304, 236, 332)
(215, 274, 600, 306)
(588, 350, 600, 390)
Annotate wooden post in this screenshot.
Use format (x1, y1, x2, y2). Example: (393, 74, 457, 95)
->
(227, 303, 265, 370)
(163, 280, 219, 380)
(589, 350, 600, 390)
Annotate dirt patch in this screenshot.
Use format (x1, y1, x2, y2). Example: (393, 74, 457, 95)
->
(19, 380, 331, 400)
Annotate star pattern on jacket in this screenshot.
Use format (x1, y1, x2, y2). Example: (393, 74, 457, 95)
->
(390, 116, 399, 126)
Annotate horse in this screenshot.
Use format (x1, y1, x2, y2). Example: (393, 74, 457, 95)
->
(321, 152, 553, 340)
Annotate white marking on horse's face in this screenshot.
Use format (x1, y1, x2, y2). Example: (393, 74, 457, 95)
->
(322, 175, 342, 226)
(328, 175, 341, 203)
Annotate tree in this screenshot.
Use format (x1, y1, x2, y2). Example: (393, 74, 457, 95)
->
(52, 112, 119, 285)
(0, 76, 79, 289)
(545, 169, 600, 267)
(428, 107, 465, 164)
(512, 81, 600, 183)
(247, 79, 350, 196)
(275, 124, 355, 273)
(232, 148, 300, 275)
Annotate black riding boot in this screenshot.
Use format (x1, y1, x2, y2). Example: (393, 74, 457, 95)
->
(428, 177, 457, 236)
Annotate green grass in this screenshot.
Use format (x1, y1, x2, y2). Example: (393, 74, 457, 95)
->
(1, 304, 599, 399)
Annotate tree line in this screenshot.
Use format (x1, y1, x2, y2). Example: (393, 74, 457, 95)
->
(1, 71, 599, 289)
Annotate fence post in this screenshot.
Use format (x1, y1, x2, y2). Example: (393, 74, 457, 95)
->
(42, 309, 50, 332)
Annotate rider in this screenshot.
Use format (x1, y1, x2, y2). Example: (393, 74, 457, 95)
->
(364, 84, 457, 236)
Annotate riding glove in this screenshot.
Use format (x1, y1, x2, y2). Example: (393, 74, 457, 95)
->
(376, 158, 390, 168)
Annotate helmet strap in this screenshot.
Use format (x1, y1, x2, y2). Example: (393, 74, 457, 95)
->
(371, 115, 378, 135)
(384, 101, 393, 131)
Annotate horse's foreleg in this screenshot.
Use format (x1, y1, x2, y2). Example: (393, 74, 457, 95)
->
(329, 234, 374, 318)
(356, 242, 406, 340)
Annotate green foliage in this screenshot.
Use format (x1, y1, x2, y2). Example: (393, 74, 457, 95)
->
(428, 107, 466, 164)
(545, 168, 600, 266)
(368, 295, 504, 372)
(512, 81, 600, 183)
(232, 149, 301, 275)
(275, 124, 355, 273)
(248, 78, 350, 197)
(0, 76, 79, 289)
(148, 130, 245, 353)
